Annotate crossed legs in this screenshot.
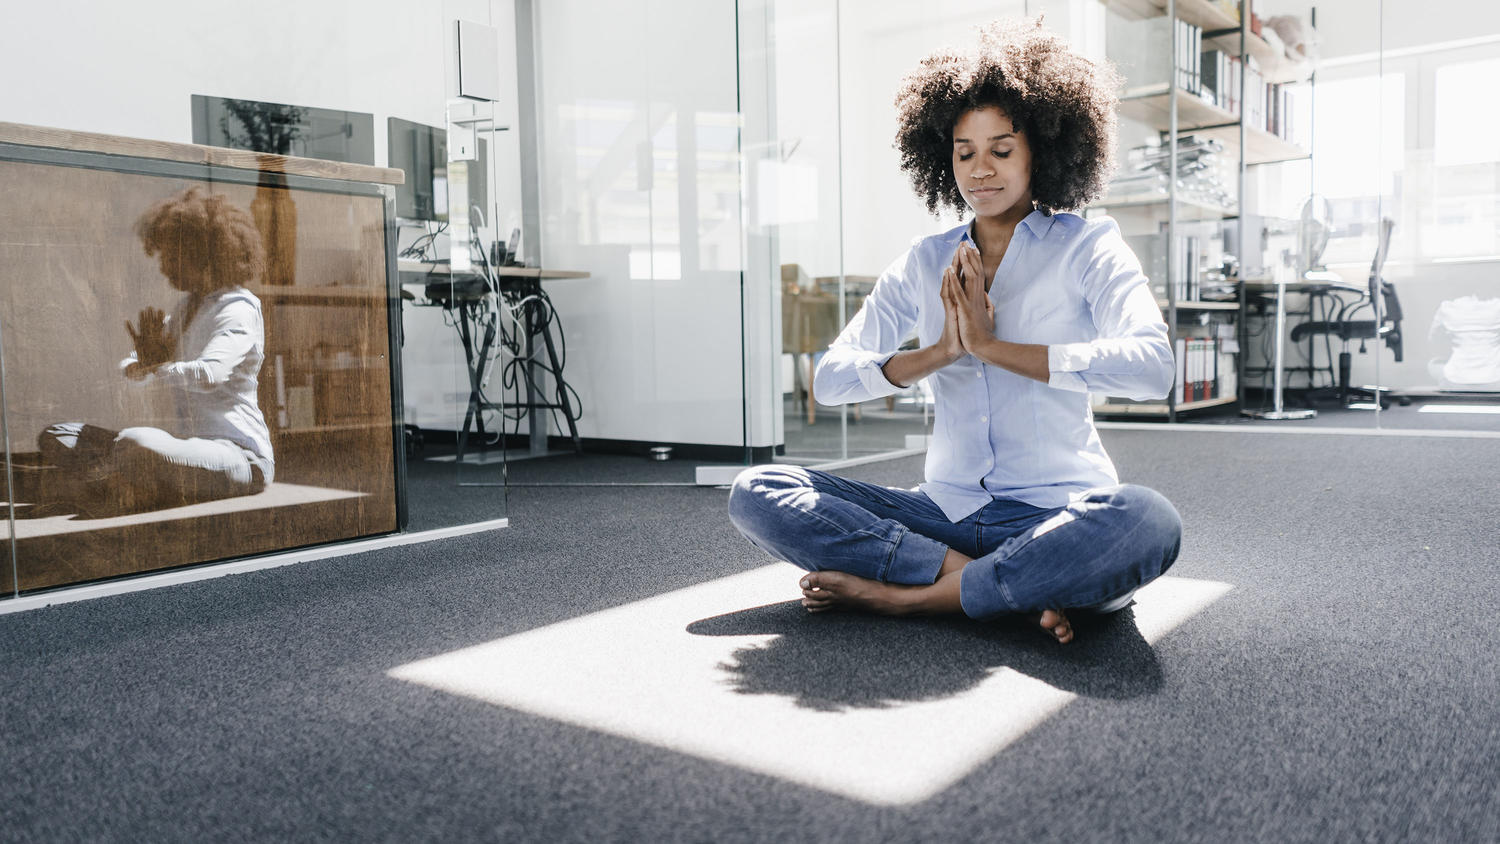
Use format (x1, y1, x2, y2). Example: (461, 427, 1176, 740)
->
(37, 422, 265, 514)
(727, 465, 1182, 643)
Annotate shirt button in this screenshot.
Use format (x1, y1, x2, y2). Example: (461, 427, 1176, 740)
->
(980, 415, 988, 423)
(975, 370, 982, 378)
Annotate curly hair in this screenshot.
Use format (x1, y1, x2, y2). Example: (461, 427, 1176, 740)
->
(893, 18, 1121, 216)
(136, 185, 265, 289)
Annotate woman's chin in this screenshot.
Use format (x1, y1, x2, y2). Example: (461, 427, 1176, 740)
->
(971, 201, 1021, 219)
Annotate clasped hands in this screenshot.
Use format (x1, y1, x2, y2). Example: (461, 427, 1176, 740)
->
(937, 241, 995, 363)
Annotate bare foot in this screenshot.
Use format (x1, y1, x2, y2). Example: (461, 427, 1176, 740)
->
(799, 571, 914, 616)
(1034, 609, 1073, 644)
(798, 571, 1073, 643)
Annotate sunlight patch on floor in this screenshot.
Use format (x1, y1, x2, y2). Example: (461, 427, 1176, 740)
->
(390, 564, 1230, 805)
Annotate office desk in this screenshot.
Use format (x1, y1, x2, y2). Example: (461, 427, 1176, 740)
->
(1242, 279, 1365, 295)
(1240, 275, 1367, 418)
(399, 260, 589, 459)
(1244, 277, 1365, 391)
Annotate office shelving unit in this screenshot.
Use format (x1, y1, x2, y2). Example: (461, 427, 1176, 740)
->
(1091, 0, 1311, 420)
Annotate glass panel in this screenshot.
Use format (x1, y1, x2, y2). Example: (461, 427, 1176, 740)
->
(533, 0, 656, 471)
(389, 5, 511, 526)
(738, 0, 782, 468)
(768, 0, 1038, 465)
(828, 0, 1036, 454)
(533, 0, 748, 476)
(1251, 2, 1500, 430)
(446, 98, 513, 503)
(1373, 9, 1500, 429)
(0, 2, 497, 591)
(0, 319, 13, 596)
(770, 0, 848, 463)
(0, 155, 400, 592)
(1418, 51, 1500, 407)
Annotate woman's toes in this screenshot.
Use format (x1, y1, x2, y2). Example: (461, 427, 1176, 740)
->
(800, 573, 838, 599)
(799, 573, 844, 612)
(1038, 609, 1074, 643)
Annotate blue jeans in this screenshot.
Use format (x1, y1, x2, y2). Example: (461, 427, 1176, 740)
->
(727, 465, 1182, 620)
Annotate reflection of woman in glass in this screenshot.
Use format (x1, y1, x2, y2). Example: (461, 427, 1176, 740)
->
(39, 186, 274, 515)
(729, 21, 1181, 644)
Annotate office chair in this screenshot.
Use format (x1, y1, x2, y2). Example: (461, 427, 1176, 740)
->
(1289, 218, 1410, 410)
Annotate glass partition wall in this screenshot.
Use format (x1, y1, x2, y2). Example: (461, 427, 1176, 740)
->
(0, 1, 508, 598)
(753, 0, 1500, 449)
(6, 0, 1492, 601)
(1226, 1, 1500, 431)
(531, 0, 753, 470)
(758, 0, 1045, 464)
(395, 6, 516, 524)
(0, 146, 403, 592)
(1354, 0, 1500, 431)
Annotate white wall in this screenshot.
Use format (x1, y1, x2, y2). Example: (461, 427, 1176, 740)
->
(1, 0, 517, 180)
(530, 0, 755, 448)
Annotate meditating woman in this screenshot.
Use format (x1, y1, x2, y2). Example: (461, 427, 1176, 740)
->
(38, 186, 274, 515)
(728, 19, 1182, 643)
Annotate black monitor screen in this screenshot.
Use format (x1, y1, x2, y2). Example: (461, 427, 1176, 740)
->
(387, 117, 488, 224)
(191, 95, 375, 165)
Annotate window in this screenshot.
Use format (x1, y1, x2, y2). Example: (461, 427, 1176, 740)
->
(1426, 56, 1500, 259)
(1307, 73, 1406, 266)
(1307, 45, 1500, 267)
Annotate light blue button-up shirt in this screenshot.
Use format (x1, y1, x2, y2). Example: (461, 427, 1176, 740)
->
(813, 209, 1174, 521)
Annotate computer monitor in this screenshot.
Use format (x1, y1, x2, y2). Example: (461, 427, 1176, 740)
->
(191, 95, 375, 164)
(386, 117, 488, 224)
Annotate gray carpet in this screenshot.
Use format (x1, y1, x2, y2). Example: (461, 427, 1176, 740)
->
(2, 429, 1497, 842)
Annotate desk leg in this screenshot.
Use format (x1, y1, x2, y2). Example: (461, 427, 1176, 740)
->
(536, 301, 582, 453)
(1244, 280, 1316, 420)
(456, 302, 484, 463)
(806, 355, 816, 426)
(524, 311, 548, 457)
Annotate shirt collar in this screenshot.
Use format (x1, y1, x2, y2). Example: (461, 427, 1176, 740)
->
(963, 207, 1055, 243)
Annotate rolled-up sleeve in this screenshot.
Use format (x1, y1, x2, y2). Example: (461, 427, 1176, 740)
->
(812, 249, 920, 406)
(1046, 223, 1175, 400)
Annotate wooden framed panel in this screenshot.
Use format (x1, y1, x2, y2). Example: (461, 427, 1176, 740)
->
(0, 145, 401, 592)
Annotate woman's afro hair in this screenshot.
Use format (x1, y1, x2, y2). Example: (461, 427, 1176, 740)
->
(893, 18, 1122, 216)
(136, 185, 265, 289)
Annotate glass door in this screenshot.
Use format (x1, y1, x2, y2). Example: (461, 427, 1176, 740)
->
(397, 5, 511, 530)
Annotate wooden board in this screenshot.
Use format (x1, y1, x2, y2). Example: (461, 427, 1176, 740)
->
(0, 121, 403, 185)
